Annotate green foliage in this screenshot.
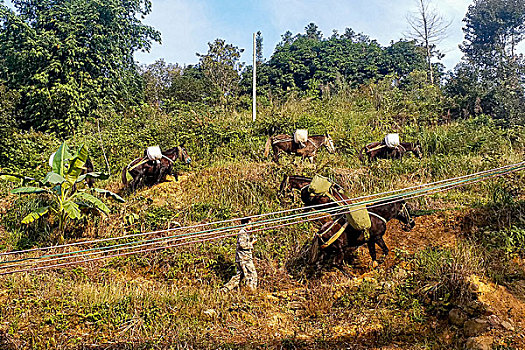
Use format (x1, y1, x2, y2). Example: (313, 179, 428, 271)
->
(0, 0, 160, 134)
(6, 142, 123, 240)
(451, 0, 525, 125)
(418, 115, 513, 157)
(1, 195, 54, 249)
(413, 243, 484, 304)
(254, 24, 426, 98)
(197, 39, 245, 104)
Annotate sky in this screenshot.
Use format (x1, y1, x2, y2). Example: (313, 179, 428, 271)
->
(134, 0, 480, 71)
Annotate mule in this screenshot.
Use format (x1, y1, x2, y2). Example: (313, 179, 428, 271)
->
(358, 141, 422, 163)
(279, 175, 415, 270)
(264, 134, 335, 164)
(279, 174, 343, 207)
(121, 146, 191, 191)
(315, 199, 415, 272)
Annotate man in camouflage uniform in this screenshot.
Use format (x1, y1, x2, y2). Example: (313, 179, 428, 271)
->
(223, 218, 258, 291)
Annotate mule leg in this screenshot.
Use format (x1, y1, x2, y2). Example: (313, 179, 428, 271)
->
(367, 240, 378, 268)
(333, 247, 350, 277)
(376, 237, 389, 256)
(272, 147, 280, 164)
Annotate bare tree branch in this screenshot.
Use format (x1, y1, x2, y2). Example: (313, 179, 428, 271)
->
(405, 0, 452, 84)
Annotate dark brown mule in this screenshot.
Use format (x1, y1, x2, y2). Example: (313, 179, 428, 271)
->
(315, 198, 414, 273)
(358, 141, 422, 163)
(121, 146, 191, 192)
(279, 174, 342, 203)
(264, 134, 336, 163)
(279, 175, 415, 270)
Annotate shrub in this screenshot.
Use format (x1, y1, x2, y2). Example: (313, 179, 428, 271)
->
(413, 243, 484, 305)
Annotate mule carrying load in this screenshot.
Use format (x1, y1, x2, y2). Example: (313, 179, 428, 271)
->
(358, 133, 422, 163)
(121, 145, 191, 191)
(308, 175, 372, 248)
(264, 131, 335, 163)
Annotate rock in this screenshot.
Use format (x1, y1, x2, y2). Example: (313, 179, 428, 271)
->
(449, 308, 468, 326)
(487, 314, 501, 327)
(500, 320, 515, 331)
(203, 309, 218, 319)
(464, 318, 489, 337)
(465, 336, 493, 350)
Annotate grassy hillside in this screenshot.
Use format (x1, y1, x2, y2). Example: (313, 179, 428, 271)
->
(0, 85, 524, 349)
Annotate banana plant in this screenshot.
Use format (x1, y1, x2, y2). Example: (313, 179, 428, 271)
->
(3, 142, 124, 238)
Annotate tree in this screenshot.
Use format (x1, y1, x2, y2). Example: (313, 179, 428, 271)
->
(455, 0, 525, 125)
(0, 0, 160, 134)
(141, 59, 181, 106)
(461, 0, 525, 69)
(305, 22, 322, 41)
(263, 25, 427, 95)
(197, 39, 244, 103)
(406, 0, 451, 84)
(256, 31, 264, 63)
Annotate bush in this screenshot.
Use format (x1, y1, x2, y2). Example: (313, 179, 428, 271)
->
(413, 243, 484, 305)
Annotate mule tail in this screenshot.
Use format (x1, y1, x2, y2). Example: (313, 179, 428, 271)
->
(264, 137, 272, 158)
(121, 166, 128, 186)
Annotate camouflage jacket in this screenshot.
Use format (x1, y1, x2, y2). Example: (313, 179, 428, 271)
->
(235, 228, 255, 263)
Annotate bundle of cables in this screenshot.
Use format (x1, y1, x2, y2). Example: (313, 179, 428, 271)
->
(1, 161, 524, 276)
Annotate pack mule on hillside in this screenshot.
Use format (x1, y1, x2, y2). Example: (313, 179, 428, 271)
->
(264, 133, 335, 164)
(279, 175, 415, 272)
(121, 146, 191, 192)
(358, 141, 422, 163)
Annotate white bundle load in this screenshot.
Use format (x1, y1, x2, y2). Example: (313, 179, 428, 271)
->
(294, 129, 308, 145)
(384, 133, 400, 148)
(146, 146, 163, 161)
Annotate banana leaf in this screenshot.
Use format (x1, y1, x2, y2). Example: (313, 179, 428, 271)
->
(75, 192, 110, 215)
(11, 187, 48, 194)
(52, 143, 72, 177)
(66, 144, 88, 182)
(21, 206, 50, 224)
(62, 200, 81, 220)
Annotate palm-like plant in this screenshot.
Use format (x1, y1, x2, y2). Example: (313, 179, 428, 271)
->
(2, 142, 123, 239)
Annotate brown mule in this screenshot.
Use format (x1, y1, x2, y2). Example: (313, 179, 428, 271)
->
(264, 134, 335, 163)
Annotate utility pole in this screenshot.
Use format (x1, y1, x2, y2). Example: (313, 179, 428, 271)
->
(252, 32, 256, 122)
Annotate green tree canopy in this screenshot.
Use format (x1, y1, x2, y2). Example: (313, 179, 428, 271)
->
(0, 0, 160, 134)
(254, 24, 426, 96)
(451, 0, 525, 125)
(197, 39, 245, 104)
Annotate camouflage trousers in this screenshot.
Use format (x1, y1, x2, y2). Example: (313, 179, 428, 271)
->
(223, 259, 258, 291)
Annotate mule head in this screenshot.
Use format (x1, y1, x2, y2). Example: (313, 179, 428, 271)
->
(178, 145, 192, 164)
(324, 133, 336, 153)
(397, 202, 415, 231)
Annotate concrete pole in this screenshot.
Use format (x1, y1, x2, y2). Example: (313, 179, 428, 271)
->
(252, 32, 256, 122)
